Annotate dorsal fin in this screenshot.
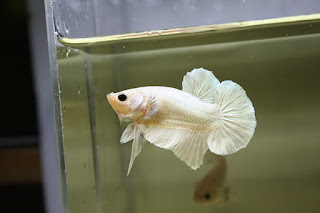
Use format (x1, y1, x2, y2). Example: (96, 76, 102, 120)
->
(182, 68, 220, 104)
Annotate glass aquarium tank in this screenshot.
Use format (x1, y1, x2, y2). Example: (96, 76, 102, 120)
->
(44, 1, 320, 212)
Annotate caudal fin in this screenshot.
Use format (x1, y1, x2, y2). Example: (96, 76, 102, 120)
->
(208, 81, 256, 155)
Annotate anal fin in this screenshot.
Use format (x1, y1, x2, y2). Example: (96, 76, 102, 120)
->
(145, 126, 208, 170)
(171, 132, 208, 170)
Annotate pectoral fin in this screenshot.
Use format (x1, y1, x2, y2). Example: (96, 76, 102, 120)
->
(144, 96, 160, 119)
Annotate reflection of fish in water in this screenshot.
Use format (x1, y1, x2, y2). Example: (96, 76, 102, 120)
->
(193, 155, 228, 205)
(107, 68, 256, 175)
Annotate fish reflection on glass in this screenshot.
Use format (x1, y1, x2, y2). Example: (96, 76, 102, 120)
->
(193, 155, 228, 205)
(107, 68, 256, 175)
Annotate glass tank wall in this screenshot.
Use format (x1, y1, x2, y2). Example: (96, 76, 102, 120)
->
(44, 1, 320, 213)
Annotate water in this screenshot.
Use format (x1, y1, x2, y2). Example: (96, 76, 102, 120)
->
(56, 15, 320, 213)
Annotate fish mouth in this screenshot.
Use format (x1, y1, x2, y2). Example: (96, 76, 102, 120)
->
(106, 92, 114, 97)
(106, 93, 115, 103)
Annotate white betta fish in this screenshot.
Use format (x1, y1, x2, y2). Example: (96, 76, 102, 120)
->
(107, 68, 256, 175)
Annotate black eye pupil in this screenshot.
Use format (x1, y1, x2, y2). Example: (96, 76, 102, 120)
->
(204, 193, 211, 200)
(118, 94, 127, 101)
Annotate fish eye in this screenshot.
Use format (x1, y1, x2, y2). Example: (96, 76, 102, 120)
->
(118, 94, 127, 101)
(204, 193, 211, 200)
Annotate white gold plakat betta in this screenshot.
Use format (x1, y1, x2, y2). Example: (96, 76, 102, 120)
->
(107, 68, 256, 175)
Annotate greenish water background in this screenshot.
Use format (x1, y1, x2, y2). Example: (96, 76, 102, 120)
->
(56, 16, 320, 213)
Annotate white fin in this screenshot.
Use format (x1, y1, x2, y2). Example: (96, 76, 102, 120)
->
(182, 68, 220, 104)
(171, 132, 208, 170)
(120, 123, 134, 144)
(144, 127, 184, 149)
(127, 124, 146, 175)
(144, 96, 160, 119)
(145, 127, 208, 170)
(208, 81, 256, 155)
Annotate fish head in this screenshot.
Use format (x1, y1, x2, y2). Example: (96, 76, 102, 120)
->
(107, 89, 146, 117)
(193, 187, 225, 205)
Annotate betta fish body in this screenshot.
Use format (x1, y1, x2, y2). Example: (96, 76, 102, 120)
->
(107, 68, 256, 175)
